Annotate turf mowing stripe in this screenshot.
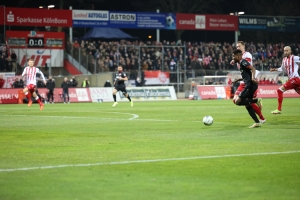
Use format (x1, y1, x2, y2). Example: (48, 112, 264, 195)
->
(3, 114, 191, 122)
(1, 150, 299, 172)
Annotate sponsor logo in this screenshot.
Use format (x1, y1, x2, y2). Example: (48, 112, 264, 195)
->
(123, 89, 171, 98)
(195, 15, 205, 29)
(20, 55, 51, 67)
(7, 11, 14, 22)
(110, 13, 136, 21)
(259, 89, 276, 94)
(73, 10, 109, 20)
(15, 17, 68, 24)
(158, 72, 167, 83)
(201, 90, 217, 95)
(179, 19, 195, 25)
(239, 18, 257, 24)
(37, 50, 45, 54)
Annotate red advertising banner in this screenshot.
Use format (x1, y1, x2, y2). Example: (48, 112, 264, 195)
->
(0, 88, 92, 104)
(197, 85, 299, 100)
(0, 7, 72, 27)
(176, 14, 238, 31)
(257, 85, 299, 98)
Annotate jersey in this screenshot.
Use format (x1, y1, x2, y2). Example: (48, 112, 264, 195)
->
(238, 52, 253, 84)
(22, 66, 46, 86)
(278, 55, 300, 79)
(239, 59, 254, 86)
(114, 71, 127, 85)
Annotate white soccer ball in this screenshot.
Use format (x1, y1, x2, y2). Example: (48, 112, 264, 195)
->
(203, 115, 213, 126)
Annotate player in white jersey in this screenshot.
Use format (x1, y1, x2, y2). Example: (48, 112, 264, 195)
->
(21, 59, 46, 110)
(231, 41, 266, 123)
(270, 46, 300, 114)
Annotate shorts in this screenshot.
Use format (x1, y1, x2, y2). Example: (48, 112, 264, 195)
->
(235, 83, 245, 96)
(283, 77, 300, 94)
(26, 84, 36, 93)
(239, 84, 258, 99)
(115, 84, 127, 94)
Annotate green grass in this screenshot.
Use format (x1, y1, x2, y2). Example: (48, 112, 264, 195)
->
(0, 98, 300, 200)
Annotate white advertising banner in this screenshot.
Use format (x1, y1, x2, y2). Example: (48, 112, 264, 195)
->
(88, 86, 177, 102)
(89, 87, 114, 102)
(0, 73, 16, 88)
(12, 48, 64, 67)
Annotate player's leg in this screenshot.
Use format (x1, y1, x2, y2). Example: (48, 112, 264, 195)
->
(246, 105, 261, 128)
(271, 83, 289, 114)
(23, 86, 32, 106)
(251, 89, 266, 123)
(122, 87, 133, 106)
(63, 92, 67, 103)
(233, 84, 244, 104)
(32, 91, 44, 110)
(112, 88, 118, 107)
(47, 90, 51, 103)
(67, 92, 70, 103)
(51, 90, 54, 103)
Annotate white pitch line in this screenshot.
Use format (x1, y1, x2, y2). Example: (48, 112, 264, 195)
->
(0, 150, 299, 173)
(108, 112, 139, 120)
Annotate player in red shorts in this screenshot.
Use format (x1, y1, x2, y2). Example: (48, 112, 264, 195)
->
(231, 41, 266, 123)
(21, 59, 46, 110)
(270, 46, 300, 114)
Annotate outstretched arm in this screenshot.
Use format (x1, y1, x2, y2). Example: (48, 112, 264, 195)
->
(37, 68, 46, 84)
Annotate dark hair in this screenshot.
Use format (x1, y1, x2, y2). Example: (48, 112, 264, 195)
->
(233, 49, 243, 55)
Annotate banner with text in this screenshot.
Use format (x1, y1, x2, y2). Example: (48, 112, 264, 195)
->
(118, 86, 177, 101)
(197, 85, 299, 100)
(0, 7, 72, 27)
(72, 10, 176, 29)
(11, 48, 64, 67)
(176, 14, 238, 31)
(0, 73, 16, 89)
(238, 16, 267, 30)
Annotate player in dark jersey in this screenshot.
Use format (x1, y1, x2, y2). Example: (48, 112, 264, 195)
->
(112, 66, 133, 107)
(232, 49, 261, 128)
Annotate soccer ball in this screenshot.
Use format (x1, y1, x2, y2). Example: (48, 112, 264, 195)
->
(203, 115, 213, 126)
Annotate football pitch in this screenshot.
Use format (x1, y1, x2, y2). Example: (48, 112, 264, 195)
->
(0, 98, 300, 200)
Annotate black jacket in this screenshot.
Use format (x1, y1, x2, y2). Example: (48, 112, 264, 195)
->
(46, 79, 55, 90)
(12, 81, 22, 88)
(61, 81, 70, 92)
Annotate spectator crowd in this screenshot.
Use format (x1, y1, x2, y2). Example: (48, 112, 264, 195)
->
(66, 39, 300, 78)
(2, 40, 299, 82)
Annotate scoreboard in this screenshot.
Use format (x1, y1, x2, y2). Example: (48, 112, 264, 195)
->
(6, 31, 65, 67)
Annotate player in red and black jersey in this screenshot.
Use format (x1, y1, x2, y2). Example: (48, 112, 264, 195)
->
(232, 49, 261, 128)
(112, 66, 133, 107)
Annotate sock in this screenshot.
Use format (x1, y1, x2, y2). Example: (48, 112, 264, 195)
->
(35, 96, 42, 105)
(127, 95, 131, 102)
(251, 103, 265, 120)
(246, 106, 260, 123)
(277, 89, 283, 111)
(25, 92, 31, 101)
(113, 94, 116, 102)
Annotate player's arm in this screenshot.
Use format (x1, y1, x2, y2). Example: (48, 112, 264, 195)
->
(248, 65, 258, 83)
(36, 68, 46, 84)
(232, 78, 243, 84)
(21, 67, 27, 79)
(118, 74, 128, 81)
(270, 61, 283, 72)
(294, 56, 300, 64)
(121, 76, 128, 81)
